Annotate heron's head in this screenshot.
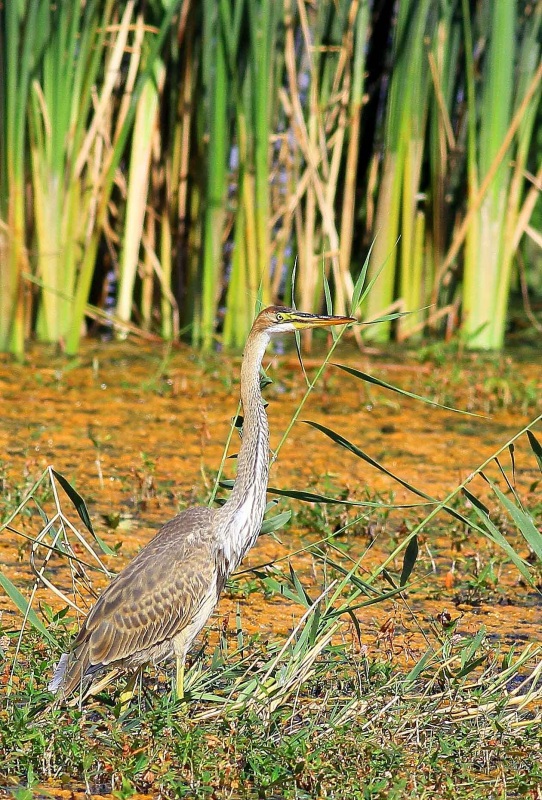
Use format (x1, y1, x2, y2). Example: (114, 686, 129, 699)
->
(253, 306, 355, 336)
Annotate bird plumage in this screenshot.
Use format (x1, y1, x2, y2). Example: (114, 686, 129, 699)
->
(49, 305, 353, 701)
(50, 507, 217, 697)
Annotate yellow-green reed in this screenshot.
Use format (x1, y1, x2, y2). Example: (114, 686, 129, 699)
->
(1, 1, 541, 357)
(0, 0, 40, 358)
(365, 0, 434, 342)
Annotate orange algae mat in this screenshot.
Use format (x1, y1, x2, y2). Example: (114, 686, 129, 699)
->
(0, 339, 540, 661)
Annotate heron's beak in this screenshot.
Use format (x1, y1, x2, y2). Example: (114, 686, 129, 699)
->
(289, 311, 356, 330)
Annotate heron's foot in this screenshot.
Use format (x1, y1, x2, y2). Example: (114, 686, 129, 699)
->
(119, 670, 140, 711)
(87, 668, 120, 699)
(63, 668, 120, 708)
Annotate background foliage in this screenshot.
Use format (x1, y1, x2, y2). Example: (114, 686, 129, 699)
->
(1, 0, 541, 356)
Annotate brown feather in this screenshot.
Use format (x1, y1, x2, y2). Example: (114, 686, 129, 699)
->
(55, 506, 216, 697)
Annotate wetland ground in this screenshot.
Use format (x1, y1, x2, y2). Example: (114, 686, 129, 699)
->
(0, 335, 541, 798)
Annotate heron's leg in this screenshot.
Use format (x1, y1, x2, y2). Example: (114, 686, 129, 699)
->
(172, 637, 187, 702)
(176, 656, 185, 701)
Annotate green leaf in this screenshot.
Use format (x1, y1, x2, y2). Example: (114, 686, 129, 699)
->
(51, 469, 115, 556)
(289, 563, 313, 607)
(462, 488, 532, 583)
(454, 654, 488, 680)
(400, 534, 418, 586)
(267, 485, 427, 510)
(303, 421, 425, 499)
(462, 626, 487, 665)
(322, 267, 338, 342)
(334, 364, 481, 417)
(221, 480, 427, 509)
(403, 649, 435, 686)
(294, 328, 310, 388)
(361, 312, 411, 324)
(260, 511, 291, 535)
(323, 262, 333, 315)
(254, 572, 308, 607)
(462, 488, 489, 516)
(51, 469, 94, 534)
(527, 431, 542, 473)
(305, 420, 471, 526)
(325, 585, 406, 618)
(351, 238, 376, 313)
(32, 499, 49, 528)
(319, 555, 380, 597)
(508, 443, 516, 482)
(490, 481, 542, 561)
(0, 573, 57, 646)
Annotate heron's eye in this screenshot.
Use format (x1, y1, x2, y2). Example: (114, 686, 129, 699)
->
(276, 313, 284, 322)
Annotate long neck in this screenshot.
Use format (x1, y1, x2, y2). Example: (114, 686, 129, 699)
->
(215, 329, 270, 567)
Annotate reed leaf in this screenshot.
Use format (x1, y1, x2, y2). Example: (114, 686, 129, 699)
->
(65, 0, 184, 356)
(400, 534, 419, 587)
(0, 572, 57, 646)
(1, 1, 541, 352)
(460, 0, 542, 349)
(0, 0, 40, 357)
(365, 0, 433, 341)
(200, 0, 229, 350)
(333, 363, 481, 416)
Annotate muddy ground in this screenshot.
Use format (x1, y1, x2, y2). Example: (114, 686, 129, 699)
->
(0, 337, 540, 661)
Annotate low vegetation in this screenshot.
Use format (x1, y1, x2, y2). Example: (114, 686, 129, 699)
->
(1, 333, 541, 798)
(2, 618, 541, 799)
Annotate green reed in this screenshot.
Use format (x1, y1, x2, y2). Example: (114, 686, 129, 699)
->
(0, 0, 39, 358)
(1, 1, 541, 356)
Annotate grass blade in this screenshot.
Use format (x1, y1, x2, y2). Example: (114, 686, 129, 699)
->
(304, 420, 473, 527)
(334, 364, 482, 417)
(527, 431, 542, 473)
(400, 534, 418, 587)
(260, 510, 292, 535)
(51, 468, 114, 555)
(462, 486, 534, 584)
(267, 485, 428, 510)
(51, 469, 94, 535)
(304, 420, 430, 501)
(489, 480, 542, 562)
(0, 573, 57, 646)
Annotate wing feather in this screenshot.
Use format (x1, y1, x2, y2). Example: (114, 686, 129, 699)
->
(55, 507, 217, 697)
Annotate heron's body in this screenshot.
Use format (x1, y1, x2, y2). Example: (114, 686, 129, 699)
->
(49, 306, 352, 701)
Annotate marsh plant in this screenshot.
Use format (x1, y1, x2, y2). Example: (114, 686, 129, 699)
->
(1, 1, 542, 356)
(1, 288, 541, 796)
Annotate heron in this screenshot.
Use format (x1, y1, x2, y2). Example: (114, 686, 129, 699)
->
(49, 306, 354, 702)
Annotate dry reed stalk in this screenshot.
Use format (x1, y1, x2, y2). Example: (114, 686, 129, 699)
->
(284, 0, 353, 319)
(117, 30, 165, 329)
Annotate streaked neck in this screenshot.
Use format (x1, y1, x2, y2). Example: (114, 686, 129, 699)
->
(215, 330, 270, 565)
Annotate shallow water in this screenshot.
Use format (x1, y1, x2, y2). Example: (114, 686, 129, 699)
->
(0, 338, 540, 660)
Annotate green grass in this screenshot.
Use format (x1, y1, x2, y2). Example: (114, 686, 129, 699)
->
(1, 619, 541, 798)
(1, 452, 541, 798)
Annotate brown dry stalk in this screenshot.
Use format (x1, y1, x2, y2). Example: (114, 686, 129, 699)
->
(75, 3, 137, 178)
(512, 159, 542, 251)
(284, 0, 354, 314)
(427, 50, 456, 151)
